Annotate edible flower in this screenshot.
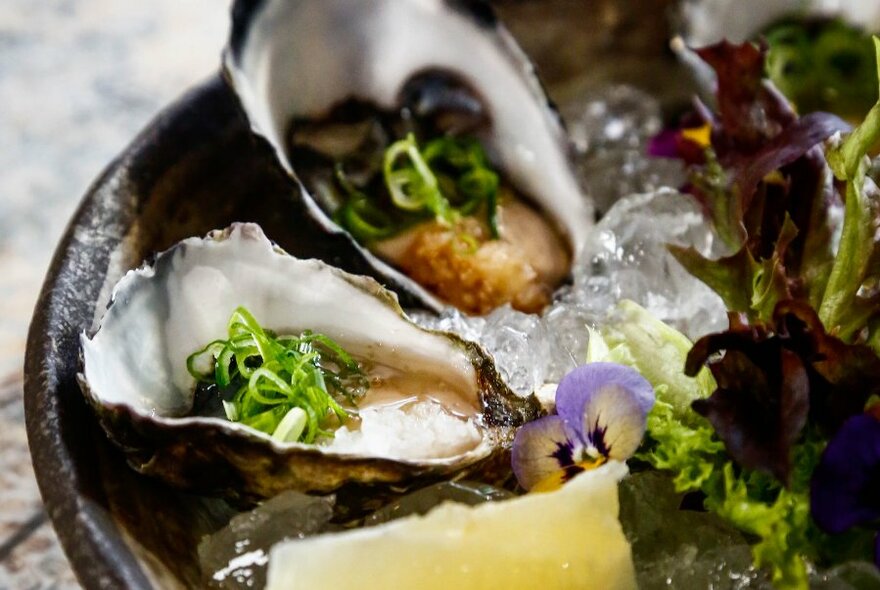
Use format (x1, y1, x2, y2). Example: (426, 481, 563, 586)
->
(810, 410, 880, 568)
(186, 306, 366, 444)
(511, 363, 654, 492)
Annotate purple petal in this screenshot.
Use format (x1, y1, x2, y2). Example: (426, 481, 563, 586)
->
(648, 129, 681, 158)
(556, 363, 655, 451)
(582, 383, 651, 460)
(811, 414, 880, 534)
(511, 415, 583, 492)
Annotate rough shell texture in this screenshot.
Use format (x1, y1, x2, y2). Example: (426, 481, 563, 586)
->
(223, 0, 591, 312)
(79, 223, 541, 503)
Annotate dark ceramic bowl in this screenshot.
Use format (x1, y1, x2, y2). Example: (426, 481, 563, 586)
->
(23, 2, 688, 587)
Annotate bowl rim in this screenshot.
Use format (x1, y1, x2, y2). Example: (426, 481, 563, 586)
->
(23, 73, 231, 590)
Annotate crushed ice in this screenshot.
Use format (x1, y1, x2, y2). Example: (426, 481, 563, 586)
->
(561, 85, 686, 214)
(411, 85, 726, 396)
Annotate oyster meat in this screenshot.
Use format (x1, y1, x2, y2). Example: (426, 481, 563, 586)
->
(79, 224, 540, 502)
(224, 0, 591, 315)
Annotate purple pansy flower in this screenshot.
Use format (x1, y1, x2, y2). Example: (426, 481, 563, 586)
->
(511, 363, 655, 492)
(811, 412, 880, 567)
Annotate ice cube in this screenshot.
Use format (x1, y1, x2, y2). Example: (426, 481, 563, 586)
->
(561, 85, 663, 153)
(811, 561, 880, 589)
(198, 492, 335, 589)
(560, 85, 686, 213)
(408, 308, 486, 342)
(576, 189, 728, 340)
(479, 306, 552, 396)
(541, 297, 601, 382)
(619, 472, 771, 590)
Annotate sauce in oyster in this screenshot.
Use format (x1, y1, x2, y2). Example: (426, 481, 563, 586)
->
(371, 193, 570, 314)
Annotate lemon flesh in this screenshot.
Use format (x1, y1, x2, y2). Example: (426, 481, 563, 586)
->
(266, 461, 636, 590)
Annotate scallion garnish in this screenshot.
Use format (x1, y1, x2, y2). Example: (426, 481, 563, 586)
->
(186, 307, 367, 444)
(335, 133, 501, 242)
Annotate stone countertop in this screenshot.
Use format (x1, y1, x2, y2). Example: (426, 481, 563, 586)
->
(0, 2, 228, 587)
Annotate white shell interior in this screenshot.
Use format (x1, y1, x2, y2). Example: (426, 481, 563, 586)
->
(81, 224, 480, 425)
(224, 0, 591, 275)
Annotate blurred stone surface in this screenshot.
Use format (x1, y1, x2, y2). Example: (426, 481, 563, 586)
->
(0, 1, 228, 587)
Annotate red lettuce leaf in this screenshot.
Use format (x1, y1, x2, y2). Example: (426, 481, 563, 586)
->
(686, 313, 810, 484)
(672, 41, 849, 323)
(686, 301, 880, 484)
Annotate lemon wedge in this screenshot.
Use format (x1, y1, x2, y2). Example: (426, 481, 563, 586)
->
(266, 461, 636, 590)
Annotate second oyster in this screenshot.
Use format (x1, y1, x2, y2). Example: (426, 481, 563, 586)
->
(224, 0, 592, 315)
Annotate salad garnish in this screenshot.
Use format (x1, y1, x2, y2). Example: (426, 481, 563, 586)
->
(186, 306, 366, 443)
(335, 133, 501, 243)
(639, 37, 880, 587)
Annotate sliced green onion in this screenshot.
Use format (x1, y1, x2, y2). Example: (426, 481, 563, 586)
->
(487, 182, 500, 239)
(452, 232, 480, 255)
(185, 306, 366, 444)
(337, 196, 397, 242)
(272, 407, 308, 443)
(336, 133, 502, 243)
(383, 134, 459, 228)
(222, 400, 239, 421)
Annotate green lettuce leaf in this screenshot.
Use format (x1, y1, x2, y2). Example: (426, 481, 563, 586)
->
(639, 398, 816, 589)
(818, 37, 880, 344)
(588, 300, 715, 420)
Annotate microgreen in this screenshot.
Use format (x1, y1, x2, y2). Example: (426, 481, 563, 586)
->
(186, 307, 367, 444)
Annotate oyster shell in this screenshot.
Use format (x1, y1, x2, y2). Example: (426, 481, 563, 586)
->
(79, 224, 540, 503)
(675, 0, 880, 108)
(677, 0, 880, 48)
(223, 0, 591, 314)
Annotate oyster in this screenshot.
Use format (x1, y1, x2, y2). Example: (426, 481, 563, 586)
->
(677, 0, 880, 48)
(79, 224, 540, 503)
(676, 0, 880, 118)
(223, 0, 591, 315)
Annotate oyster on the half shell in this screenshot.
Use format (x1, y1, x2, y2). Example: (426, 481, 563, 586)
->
(675, 0, 880, 117)
(223, 0, 591, 315)
(79, 224, 540, 504)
